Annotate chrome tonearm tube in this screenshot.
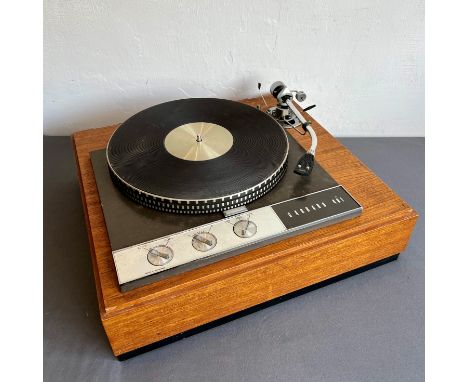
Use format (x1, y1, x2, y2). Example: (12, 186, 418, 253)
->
(266, 81, 318, 176)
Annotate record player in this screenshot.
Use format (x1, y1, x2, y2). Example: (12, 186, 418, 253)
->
(73, 81, 418, 359)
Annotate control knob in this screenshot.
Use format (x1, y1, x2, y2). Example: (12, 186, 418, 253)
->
(192, 231, 217, 252)
(233, 219, 257, 238)
(147, 245, 173, 266)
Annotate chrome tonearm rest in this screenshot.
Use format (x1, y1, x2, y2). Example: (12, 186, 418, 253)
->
(267, 81, 317, 176)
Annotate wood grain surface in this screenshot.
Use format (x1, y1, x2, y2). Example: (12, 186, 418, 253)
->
(73, 95, 418, 356)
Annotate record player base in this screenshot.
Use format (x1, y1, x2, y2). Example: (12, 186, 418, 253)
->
(116, 253, 399, 360)
(72, 96, 418, 358)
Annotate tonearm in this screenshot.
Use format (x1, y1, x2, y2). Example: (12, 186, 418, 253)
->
(263, 81, 318, 176)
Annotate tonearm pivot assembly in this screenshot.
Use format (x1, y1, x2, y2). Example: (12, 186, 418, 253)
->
(260, 81, 318, 176)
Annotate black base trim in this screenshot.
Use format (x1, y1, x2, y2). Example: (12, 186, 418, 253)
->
(117, 254, 400, 360)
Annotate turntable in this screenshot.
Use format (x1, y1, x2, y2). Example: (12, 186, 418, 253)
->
(73, 82, 418, 358)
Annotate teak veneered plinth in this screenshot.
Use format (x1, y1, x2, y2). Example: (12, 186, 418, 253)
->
(72, 96, 418, 357)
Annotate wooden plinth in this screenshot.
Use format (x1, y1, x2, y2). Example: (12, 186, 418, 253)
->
(73, 96, 418, 357)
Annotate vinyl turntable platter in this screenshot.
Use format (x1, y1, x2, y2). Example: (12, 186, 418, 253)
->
(106, 98, 289, 213)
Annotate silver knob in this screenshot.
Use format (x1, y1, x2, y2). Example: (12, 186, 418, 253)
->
(295, 91, 307, 102)
(147, 245, 173, 266)
(233, 220, 257, 238)
(192, 232, 217, 252)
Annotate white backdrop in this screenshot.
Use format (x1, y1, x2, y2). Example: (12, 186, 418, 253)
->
(44, 0, 424, 136)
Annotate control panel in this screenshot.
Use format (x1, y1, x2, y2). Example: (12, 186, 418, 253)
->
(113, 185, 362, 287)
